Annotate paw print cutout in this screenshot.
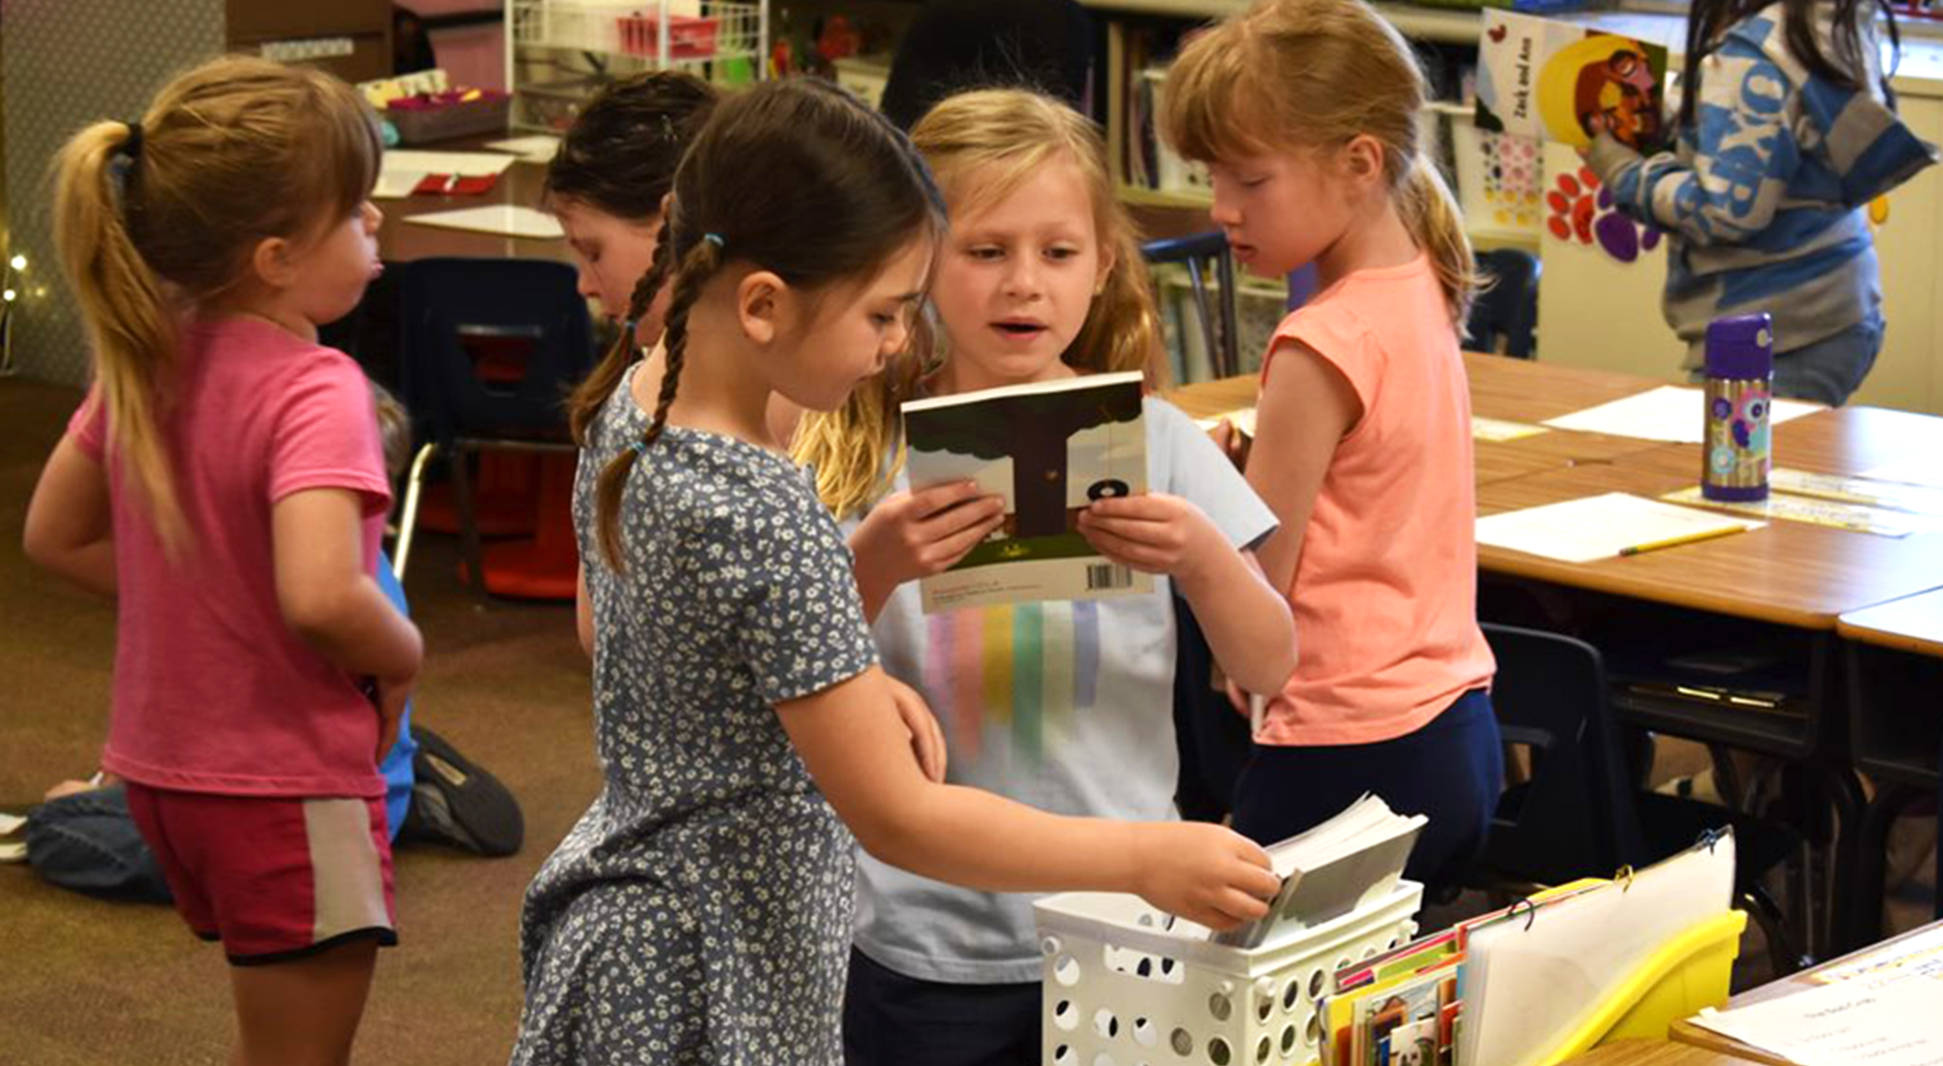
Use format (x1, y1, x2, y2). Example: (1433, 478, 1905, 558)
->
(1545, 165, 1661, 263)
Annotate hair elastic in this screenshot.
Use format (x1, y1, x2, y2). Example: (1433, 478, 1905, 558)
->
(702, 232, 725, 249)
(121, 122, 144, 159)
(628, 438, 649, 456)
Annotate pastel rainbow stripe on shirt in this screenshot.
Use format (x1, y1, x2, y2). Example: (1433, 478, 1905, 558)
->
(923, 600, 1100, 763)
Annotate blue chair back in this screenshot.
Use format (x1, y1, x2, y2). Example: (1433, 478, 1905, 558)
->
(1141, 231, 1241, 380)
(395, 257, 595, 445)
(1464, 248, 1541, 360)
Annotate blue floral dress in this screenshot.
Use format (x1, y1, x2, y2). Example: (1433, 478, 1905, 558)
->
(510, 368, 876, 1065)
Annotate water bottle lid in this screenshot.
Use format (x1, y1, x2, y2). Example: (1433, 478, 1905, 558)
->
(1704, 313, 1774, 380)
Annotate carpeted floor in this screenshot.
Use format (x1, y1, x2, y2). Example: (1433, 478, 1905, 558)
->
(1, 376, 598, 1065)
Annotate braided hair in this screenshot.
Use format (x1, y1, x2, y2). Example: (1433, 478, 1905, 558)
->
(547, 72, 719, 444)
(590, 78, 945, 571)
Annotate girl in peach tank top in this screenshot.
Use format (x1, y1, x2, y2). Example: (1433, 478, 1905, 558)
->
(1160, 0, 1502, 894)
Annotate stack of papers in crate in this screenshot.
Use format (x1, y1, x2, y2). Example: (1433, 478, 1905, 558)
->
(1214, 793, 1426, 950)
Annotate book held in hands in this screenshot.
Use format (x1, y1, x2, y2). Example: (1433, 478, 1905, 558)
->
(900, 371, 1152, 613)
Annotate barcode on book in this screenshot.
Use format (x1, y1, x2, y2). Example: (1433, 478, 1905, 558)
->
(1086, 563, 1134, 591)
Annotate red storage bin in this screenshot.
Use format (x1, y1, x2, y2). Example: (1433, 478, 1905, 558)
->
(616, 13, 719, 59)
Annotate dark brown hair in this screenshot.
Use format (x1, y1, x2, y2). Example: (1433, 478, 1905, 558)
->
(546, 71, 721, 444)
(592, 77, 945, 570)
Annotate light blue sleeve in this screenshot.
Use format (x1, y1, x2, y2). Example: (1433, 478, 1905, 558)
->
(1593, 32, 1802, 246)
(1146, 397, 1278, 556)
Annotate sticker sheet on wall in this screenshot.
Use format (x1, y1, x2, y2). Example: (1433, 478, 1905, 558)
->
(1546, 164, 1661, 263)
(1479, 132, 1543, 231)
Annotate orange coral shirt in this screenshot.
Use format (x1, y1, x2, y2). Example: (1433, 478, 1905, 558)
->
(1257, 256, 1495, 746)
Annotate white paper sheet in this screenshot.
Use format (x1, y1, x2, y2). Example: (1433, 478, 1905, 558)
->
(0, 812, 24, 835)
(1475, 492, 1762, 563)
(1813, 924, 1943, 985)
(372, 169, 429, 200)
(485, 135, 561, 162)
(1661, 485, 1930, 538)
(1191, 406, 1256, 437)
(1472, 416, 1550, 442)
(1691, 972, 1943, 1065)
(382, 149, 517, 176)
(1542, 385, 1822, 443)
(402, 205, 565, 240)
(1861, 457, 1943, 491)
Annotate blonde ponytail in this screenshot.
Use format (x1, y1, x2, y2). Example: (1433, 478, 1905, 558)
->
(1398, 156, 1478, 328)
(53, 121, 187, 551)
(49, 57, 383, 559)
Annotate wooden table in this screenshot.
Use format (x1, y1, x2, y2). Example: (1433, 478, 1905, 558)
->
(1164, 357, 1943, 954)
(1164, 352, 1682, 488)
(1669, 917, 1943, 1065)
(1475, 460, 1943, 633)
(1561, 1039, 1770, 1066)
(376, 145, 571, 265)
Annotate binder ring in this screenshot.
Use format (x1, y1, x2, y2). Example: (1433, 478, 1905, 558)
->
(1511, 896, 1537, 932)
(1615, 865, 1635, 892)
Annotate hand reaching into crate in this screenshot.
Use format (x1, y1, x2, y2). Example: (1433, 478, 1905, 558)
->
(1130, 821, 1283, 931)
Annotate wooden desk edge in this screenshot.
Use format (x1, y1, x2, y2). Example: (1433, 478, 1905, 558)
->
(1666, 1019, 1794, 1066)
(1479, 551, 1841, 631)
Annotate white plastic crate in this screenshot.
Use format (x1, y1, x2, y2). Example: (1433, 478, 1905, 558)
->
(1034, 879, 1423, 1066)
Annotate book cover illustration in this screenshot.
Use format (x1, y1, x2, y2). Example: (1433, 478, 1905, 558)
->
(1474, 11, 1670, 153)
(900, 371, 1152, 613)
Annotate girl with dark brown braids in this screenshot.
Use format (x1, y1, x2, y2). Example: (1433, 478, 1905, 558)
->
(509, 77, 1281, 1065)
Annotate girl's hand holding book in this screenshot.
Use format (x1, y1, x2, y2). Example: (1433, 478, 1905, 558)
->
(1075, 493, 1224, 585)
(849, 480, 1006, 619)
(852, 480, 1007, 584)
(1130, 822, 1282, 932)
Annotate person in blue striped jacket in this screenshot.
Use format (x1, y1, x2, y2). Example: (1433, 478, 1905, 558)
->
(1584, 0, 1938, 405)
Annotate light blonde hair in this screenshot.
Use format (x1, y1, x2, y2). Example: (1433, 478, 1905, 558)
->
(52, 56, 382, 555)
(1161, 0, 1478, 327)
(792, 88, 1165, 519)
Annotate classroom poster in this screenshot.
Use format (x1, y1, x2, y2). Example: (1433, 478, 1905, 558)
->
(1474, 11, 1670, 153)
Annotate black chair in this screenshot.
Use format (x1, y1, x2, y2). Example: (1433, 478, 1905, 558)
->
(1463, 248, 1541, 360)
(878, 0, 1095, 131)
(393, 257, 596, 593)
(1480, 623, 1807, 976)
(1142, 232, 1241, 380)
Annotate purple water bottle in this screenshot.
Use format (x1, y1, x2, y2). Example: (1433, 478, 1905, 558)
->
(1702, 313, 1773, 502)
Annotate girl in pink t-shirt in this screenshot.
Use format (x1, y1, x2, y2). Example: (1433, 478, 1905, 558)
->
(23, 57, 417, 1066)
(1160, 0, 1502, 893)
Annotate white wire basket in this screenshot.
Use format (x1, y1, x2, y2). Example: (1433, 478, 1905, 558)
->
(511, 1, 765, 67)
(1033, 880, 1424, 1066)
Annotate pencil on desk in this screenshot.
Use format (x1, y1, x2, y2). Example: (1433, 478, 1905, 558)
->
(1617, 525, 1746, 556)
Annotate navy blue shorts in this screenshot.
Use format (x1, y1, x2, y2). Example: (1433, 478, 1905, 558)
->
(1231, 688, 1503, 893)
